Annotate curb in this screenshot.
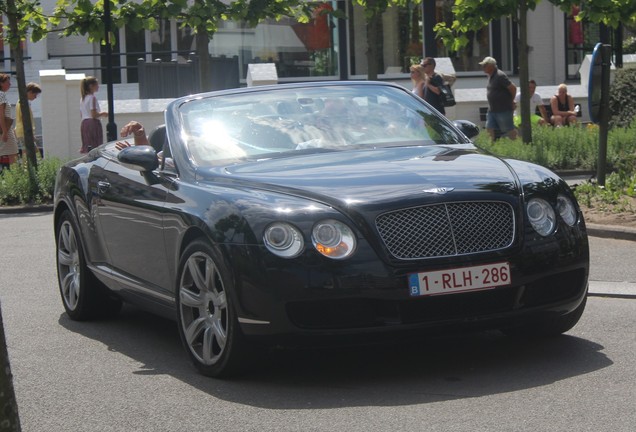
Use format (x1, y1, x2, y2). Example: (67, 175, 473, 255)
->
(0, 204, 53, 215)
(588, 281, 636, 299)
(586, 223, 636, 242)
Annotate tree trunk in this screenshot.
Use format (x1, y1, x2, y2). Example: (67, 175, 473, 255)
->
(366, 11, 381, 80)
(518, 0, 532, 144)
(7, 0, 38, 169)
(196, 30, 212, 92)
(0, 302, 22, 432)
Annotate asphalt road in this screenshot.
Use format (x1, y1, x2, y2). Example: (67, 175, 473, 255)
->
(1, 212, 635, 432)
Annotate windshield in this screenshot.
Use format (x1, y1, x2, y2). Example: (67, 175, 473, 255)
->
(177, 84, 467, 167)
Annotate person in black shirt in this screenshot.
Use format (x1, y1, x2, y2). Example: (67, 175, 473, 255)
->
(550, 83, 578, 127)
(480, 56, 517, 140)
(419, 57, 446, 116)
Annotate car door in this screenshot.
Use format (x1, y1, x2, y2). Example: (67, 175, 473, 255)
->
(94, 149, 173, 301)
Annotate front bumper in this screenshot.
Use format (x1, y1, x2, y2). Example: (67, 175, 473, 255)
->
(231, 225, 589, 339)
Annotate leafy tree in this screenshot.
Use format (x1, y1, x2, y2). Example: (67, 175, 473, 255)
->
(53, 0, 315, 92)
(556, 0, 636, 28)
(0, 0, 48, 173)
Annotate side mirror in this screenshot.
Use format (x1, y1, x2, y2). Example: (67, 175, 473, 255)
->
(453, 120, 480, 141)
(117, 146, 159, 172)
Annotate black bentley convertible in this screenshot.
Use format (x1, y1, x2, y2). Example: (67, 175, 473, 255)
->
(54, 81, 589, 377)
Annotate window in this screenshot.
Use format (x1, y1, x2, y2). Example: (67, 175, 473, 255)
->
(209, 2, 340, 80)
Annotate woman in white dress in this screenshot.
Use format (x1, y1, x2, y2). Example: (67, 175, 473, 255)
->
(0, 73, 18, 167)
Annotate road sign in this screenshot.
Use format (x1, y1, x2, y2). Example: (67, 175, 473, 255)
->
(588, 43, 603, 124)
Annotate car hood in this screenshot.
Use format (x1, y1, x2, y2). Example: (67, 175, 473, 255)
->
(207, 146, 521, 207)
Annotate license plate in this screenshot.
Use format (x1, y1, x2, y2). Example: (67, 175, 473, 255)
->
(408, 262, 511, 297)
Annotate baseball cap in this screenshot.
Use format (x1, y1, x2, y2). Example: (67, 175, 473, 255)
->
(478, 56, 497, 66)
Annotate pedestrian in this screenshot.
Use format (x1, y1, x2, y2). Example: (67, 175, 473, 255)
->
(0, 73, 19, 168)
(409, 64, 427, 98)
(419, 57, 446, 115)
(550, 83, 578, 127)
(79, 76, 107, 154)
(15, 82, 42, 157)
(480, 56, 517, 140)
(514, 79, 550, 127)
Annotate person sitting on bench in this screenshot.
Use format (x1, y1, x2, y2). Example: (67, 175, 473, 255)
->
(513, 79, 550, 127)
(550, 84, 578, 127)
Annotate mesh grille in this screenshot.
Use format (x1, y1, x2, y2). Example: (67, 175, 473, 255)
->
(376, 201, 515, 259)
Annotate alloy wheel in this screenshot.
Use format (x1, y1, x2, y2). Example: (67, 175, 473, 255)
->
(57, 220, 81, 311)
(179, 251, 228, 366)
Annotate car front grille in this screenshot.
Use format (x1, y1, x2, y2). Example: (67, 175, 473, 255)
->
(375, 201, 515, 260)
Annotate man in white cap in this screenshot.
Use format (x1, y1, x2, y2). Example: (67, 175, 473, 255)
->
(479, 56, 517, 140)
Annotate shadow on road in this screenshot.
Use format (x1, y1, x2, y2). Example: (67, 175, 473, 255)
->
(58, 304, 611, 409)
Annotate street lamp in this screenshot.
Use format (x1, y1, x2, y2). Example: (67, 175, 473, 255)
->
(103, 0, 117, 141)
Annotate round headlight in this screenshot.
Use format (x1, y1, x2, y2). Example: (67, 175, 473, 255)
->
(263, 222, 304, 258)
(312, 219, 356, 259)
(527, 198, 556, 236)
(556, 194, 577, 226)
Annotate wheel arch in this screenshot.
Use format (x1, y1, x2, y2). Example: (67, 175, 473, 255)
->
(176, 226, 245, 312)
(53, 201, 71, 236)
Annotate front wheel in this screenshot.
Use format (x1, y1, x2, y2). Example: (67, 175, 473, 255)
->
(176, 240, 250, 377)
(56, 210, 121, 320)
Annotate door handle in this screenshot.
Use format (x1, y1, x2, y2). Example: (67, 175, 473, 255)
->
(97, 180, 111, 194)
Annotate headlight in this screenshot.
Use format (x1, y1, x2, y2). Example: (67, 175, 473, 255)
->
(556, 194, 577, 226)
(527, 198, 556, 236)
(312, 219, 356, 259)
(263, 222, 304, 258)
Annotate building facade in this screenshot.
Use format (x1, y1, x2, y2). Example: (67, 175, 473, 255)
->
(2, 1, 604, 91)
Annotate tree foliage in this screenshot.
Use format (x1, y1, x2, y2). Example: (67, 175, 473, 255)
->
(609, 67, 636, 128)
(554, 0, 636, 28)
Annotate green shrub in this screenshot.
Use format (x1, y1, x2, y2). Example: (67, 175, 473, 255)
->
(36, 157, 63, 201)
(0, 157, 63, 205)
(574, 171, 635, 214)
(609, 68, 636, 128)
(623, 35, 636, 54)
(476, 123, 636, 172)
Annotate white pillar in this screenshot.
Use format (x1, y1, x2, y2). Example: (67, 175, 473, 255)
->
(39, 70, 85, 159)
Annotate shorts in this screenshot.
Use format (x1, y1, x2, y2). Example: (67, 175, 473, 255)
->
(486, 110, 515, 133)
(513, 114, 542, 127)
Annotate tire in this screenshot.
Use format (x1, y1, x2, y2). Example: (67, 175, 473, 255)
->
(502, 295, 587, 338)
(176, 239, 250, 378)
(56, 210, 122, 320)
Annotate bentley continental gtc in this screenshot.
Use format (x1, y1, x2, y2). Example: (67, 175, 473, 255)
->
(54, 81, 589, 377)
